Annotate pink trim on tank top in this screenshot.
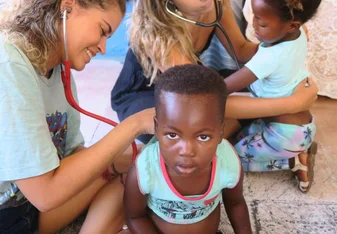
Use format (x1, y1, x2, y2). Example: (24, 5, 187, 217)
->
(159, 154, 217, 201)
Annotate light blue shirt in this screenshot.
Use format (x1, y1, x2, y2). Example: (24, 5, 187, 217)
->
(0, 38, 84, 208)
(136, 139, 241, 224)
(245, 27, 309, 98)
(199, 0, 246, 71)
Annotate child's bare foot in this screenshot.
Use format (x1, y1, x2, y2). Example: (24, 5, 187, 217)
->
(289, 142, 317, 193)
(289, 153, 309, 182)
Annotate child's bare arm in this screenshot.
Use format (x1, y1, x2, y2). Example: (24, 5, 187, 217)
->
(124, 164, 158, 234)
(222, 168, 252, 234)
(224, 67, 257, 94)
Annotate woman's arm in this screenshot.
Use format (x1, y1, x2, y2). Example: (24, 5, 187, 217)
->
(71, 145, 86, 154)
(15, 108, 155, 212)
(124, 165, 158, 234)
(216, 0, 258, 63)
(225, 78, 318, 119)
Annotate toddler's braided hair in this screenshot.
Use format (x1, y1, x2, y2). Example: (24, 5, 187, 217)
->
(286, 0, 304, 19)
(264, 0, 321, 23)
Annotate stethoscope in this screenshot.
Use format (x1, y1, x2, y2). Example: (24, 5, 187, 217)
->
(165, 0, 241, 70)
(60, 9, 138, 161)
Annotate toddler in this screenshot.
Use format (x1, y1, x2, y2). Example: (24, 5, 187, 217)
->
(124, 64, 252, 234)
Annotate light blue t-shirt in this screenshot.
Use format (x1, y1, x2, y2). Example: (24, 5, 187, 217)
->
(0, 38, 84, 209)
(245, 27, 309, 98)
(136, 139, 241, 224)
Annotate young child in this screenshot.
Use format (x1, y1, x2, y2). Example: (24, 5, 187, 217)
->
(243, 0, 265, 43)
(124, 64, 252, 234)
(243, 0, 309, 43)
(224, 0, 321, 193)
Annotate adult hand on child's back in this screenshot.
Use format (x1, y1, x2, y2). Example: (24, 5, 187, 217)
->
(292, 78, 318, 113)
(134, 108, 155, 135)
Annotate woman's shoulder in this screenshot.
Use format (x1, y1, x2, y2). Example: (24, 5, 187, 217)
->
(0, 38, 36, 76)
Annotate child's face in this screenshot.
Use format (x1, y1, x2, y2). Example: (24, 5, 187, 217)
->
(155, 92, 224, 177)
(251, 0, 292, 44)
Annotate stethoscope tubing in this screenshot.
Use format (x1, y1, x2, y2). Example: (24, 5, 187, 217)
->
(61, 9, 138, 161)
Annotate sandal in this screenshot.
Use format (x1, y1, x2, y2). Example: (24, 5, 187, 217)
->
(291, 141, 317, 193)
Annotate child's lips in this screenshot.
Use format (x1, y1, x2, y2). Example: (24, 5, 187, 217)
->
(177, 164, 197, 175)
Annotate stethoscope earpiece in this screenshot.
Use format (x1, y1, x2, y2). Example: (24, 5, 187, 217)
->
(65, 7, 72, 14)
(60, 7, 72, 19)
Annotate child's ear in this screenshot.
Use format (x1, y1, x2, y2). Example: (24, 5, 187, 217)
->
(219, 121, 225, 143)
(288, 21, 301, 33)
(154, 116, 158, 136)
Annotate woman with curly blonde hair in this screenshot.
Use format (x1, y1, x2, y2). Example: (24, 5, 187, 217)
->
(0, 0, 154, 233)
(111, 0, 318, 144)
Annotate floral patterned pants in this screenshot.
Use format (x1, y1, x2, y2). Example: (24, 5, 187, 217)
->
(234, 119, 316, 172)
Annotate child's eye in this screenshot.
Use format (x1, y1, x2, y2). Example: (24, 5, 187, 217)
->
(197, 135, 210, 142)
(166, 133, 179, 139)
(259, 25, 266, 28)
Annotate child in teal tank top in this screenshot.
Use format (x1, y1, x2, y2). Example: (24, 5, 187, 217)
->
(124, 64, 252, 234)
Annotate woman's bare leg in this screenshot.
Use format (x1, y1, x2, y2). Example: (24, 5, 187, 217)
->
(38, 176, 107, 234)
(38, 144, 140, 234)
(80, 178, 125, 234)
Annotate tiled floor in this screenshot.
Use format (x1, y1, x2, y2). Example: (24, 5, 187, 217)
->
(70, 60, 337, 234)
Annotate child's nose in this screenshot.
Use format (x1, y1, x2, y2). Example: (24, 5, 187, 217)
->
(179, 140, 196, 157)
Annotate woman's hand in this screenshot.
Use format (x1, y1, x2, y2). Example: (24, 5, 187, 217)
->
(291, 78, 318, 113)
(131, 108, 155, 135)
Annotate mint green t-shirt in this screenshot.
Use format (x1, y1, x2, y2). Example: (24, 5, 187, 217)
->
(136, 139, 241, 224)
(245, 27, 309, 98)
(0, 38, 84, 209)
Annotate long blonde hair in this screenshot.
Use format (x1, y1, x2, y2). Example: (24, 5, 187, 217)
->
(0, 0, 126, 75)
(129, 0, 199, 84)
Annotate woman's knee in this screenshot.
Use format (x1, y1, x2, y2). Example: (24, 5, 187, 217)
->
(81, 179, 125, 233)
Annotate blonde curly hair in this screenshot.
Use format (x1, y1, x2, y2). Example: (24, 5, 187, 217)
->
(0, 0, 126, 75)
(129, 0, 199, 84)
